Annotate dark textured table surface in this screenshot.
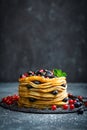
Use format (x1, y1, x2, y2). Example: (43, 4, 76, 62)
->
(0, 83, 87, 130)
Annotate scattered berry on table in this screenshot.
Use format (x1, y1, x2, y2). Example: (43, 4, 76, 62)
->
(69, 99, 74, 104)
(68, 93, 73, 98)
(77, 108, 84, 114)
(51, 105, 57, 110)
(61, 84, 66, 87)
(70, 104, 75, 110)
(62, 104, 69, 110)
(73, 100, 77, 104)
(84, 101, 87, 107)
(74, 102, 82, 108)
(2, 94, 19, 105)
(78, 96, 83, 101)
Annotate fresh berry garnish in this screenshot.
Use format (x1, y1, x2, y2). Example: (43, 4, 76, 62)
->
(12, 94, 19, 101)
(29, 98, 37, 102)
(51, 105, 57, 110)
(75, 98, 79, 102)
(44, 69, 49, 72)
(20, 74, 26, 78)
(45, 70, 53, 78)
(84, 101, 87, 107)
(24, 73, 29, 77)
(39, 69, 44, 73)
(35, 69, 45, 76)
(77, 108, 84, 114)
(61, 84, 66, 87)
(33, 80, 41, 84)
(70, 104, 75, 110)
(2, 97, 7, 103)
(78, 96, 83, 101)
(28, 71, 34, 76)
(52, 90, 58, 95)
(6, 100, 13, 105)
(62, 97, 68, 102)
(2, 94, 19, 105)
(27, 85, 33, 89)
(62, 104, 69, 110)
(69, 99, 74, 104)
(73, 100, 77, 104)
(74, 102, 82, 108)
(35, 70, 41, 75)
(68, 93, 73, 98)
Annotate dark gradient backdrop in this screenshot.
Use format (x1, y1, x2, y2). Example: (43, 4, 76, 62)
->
(0, 0, 87, 82)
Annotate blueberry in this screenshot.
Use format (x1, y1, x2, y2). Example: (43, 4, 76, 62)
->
(52, 90, 58, 95)
(62, 97, 68, 102)
(41, 72, 46, 76)
(29, 98, 37, 102)
(45, 71, 53, 78)
(33, 80, 41, 84)
(27, 85, 33, 89)
(77, 108, 84, 114)
(74, 102, 82, 108)
(28, 71, 34, 76)
(35, 70, 41, 75)
(61, 84, 66, 87)
(74, 98, 79, 102)
(68, 93, 74, 98)
(44, 69, 48, 72)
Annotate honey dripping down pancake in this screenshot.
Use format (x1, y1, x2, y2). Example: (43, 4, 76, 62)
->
(18, 69, 68, 109)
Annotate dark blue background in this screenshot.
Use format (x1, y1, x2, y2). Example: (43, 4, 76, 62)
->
(0, 0, 87, 82)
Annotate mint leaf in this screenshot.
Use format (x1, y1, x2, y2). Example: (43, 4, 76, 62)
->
(62, 72, 67, 77)
(53, 69, 67, 77)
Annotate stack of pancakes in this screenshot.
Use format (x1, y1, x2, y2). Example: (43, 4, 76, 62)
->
(18, 70, 68, 109)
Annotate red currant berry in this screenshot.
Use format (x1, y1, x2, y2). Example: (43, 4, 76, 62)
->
(2, 97, 6, 102)
(51, 105, 57, 110)
(20, 74, 26, 79)
(12, 94, 19, 101)
(70, 104, 75, 110)
(78, 96, 83, 101)
(6, 96, 11, 99)
(69, 99, 74, 104)
(73, 100, 77, 104)
(24, 73, 29, 77)
(6, 100, 12, 105)
(84, 102, 87, 107)
(62, 104, 69, 110)
(5, 99, 9, 104)
(23, 74, 27, 78)
(68, 93, 73, 98)
(15, 95, 19, 100)
(39, 69, 44, 73)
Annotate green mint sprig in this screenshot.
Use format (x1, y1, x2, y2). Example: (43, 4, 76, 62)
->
(53, 69, 67, 77)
